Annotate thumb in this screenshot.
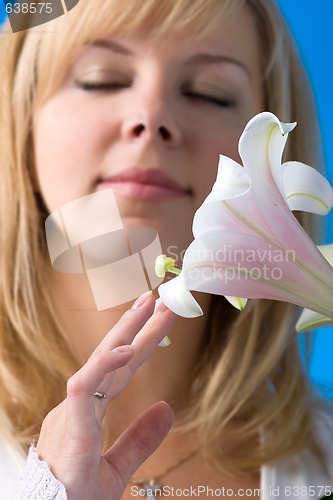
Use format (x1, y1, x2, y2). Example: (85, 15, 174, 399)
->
(104, 401, 174, 491)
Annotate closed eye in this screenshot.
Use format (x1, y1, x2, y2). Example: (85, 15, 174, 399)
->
(75, 80, 129, 92)
(184, 92, 235, 108)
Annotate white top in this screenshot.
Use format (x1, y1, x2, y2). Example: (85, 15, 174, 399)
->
(1, 410, 332, 499)
(0, 438, 25, 498)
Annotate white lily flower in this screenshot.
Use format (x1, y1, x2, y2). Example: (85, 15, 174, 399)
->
(157, 112, 333, 320)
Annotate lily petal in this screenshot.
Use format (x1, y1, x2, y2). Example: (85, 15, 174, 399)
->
(318, 243, 333, 264)
(296, 244, 333, 332)
(158, 275, 203, 318)
(239, 112, 296, 195)
(296, 308, 333, 332)
(281, 161, 333, 215)
(203, 155, 252, 204)
(225, 296, 248, 311)
(181, 230, 333, 317)
(158, 336, 172, 347)
(193, 188, 272, 240)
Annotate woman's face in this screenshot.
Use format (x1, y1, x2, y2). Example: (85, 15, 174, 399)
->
(33, 5, 264, 259)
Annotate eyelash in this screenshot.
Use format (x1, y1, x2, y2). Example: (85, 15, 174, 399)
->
(76, 81, 235, 108)
(184, 92, 235, 108)
(75, 81, 126, 91)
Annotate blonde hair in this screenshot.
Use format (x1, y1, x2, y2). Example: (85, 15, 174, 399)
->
(0, 0, 327, 473)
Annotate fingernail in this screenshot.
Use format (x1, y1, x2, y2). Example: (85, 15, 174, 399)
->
(132, 291, 153, 309)
(154, 298, 169, 314)
(112, 345, 133, 355)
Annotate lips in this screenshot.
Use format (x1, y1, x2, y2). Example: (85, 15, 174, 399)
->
(98, 167, 191, 201)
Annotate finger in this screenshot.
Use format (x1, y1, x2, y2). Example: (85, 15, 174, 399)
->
(104, 306, 177, 400)
(65, 346, 134, 440)
(104, 402, 174, 491)
(91, 291, 155, 356)
(130, 302, 177, 370)
(84, 292, 155, 420)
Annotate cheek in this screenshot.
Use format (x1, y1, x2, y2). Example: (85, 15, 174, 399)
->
(33, 98, 106, 211)
(190, 128, 241, 204)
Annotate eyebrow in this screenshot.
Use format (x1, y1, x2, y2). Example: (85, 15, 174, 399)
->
(91, 40, 250, 78)
(92, 40, 133, 55)
(185, 53, 250, 78)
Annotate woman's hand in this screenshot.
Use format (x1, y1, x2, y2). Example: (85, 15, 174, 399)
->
(36, 292, 177, 500)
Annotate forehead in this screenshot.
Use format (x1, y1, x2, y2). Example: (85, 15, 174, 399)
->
(36, 0, 260, 100)
(62, 0, 247, 39)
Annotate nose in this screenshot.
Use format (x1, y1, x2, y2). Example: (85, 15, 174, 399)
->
(130, 123, 173, 142)
(121, 92, 182, 146)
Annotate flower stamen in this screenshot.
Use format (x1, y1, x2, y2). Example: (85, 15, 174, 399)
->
(155, 255, 181, 278)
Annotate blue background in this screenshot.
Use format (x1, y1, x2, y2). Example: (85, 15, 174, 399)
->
(277, 1, 333, 396)
(0, 1, 332, 394)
